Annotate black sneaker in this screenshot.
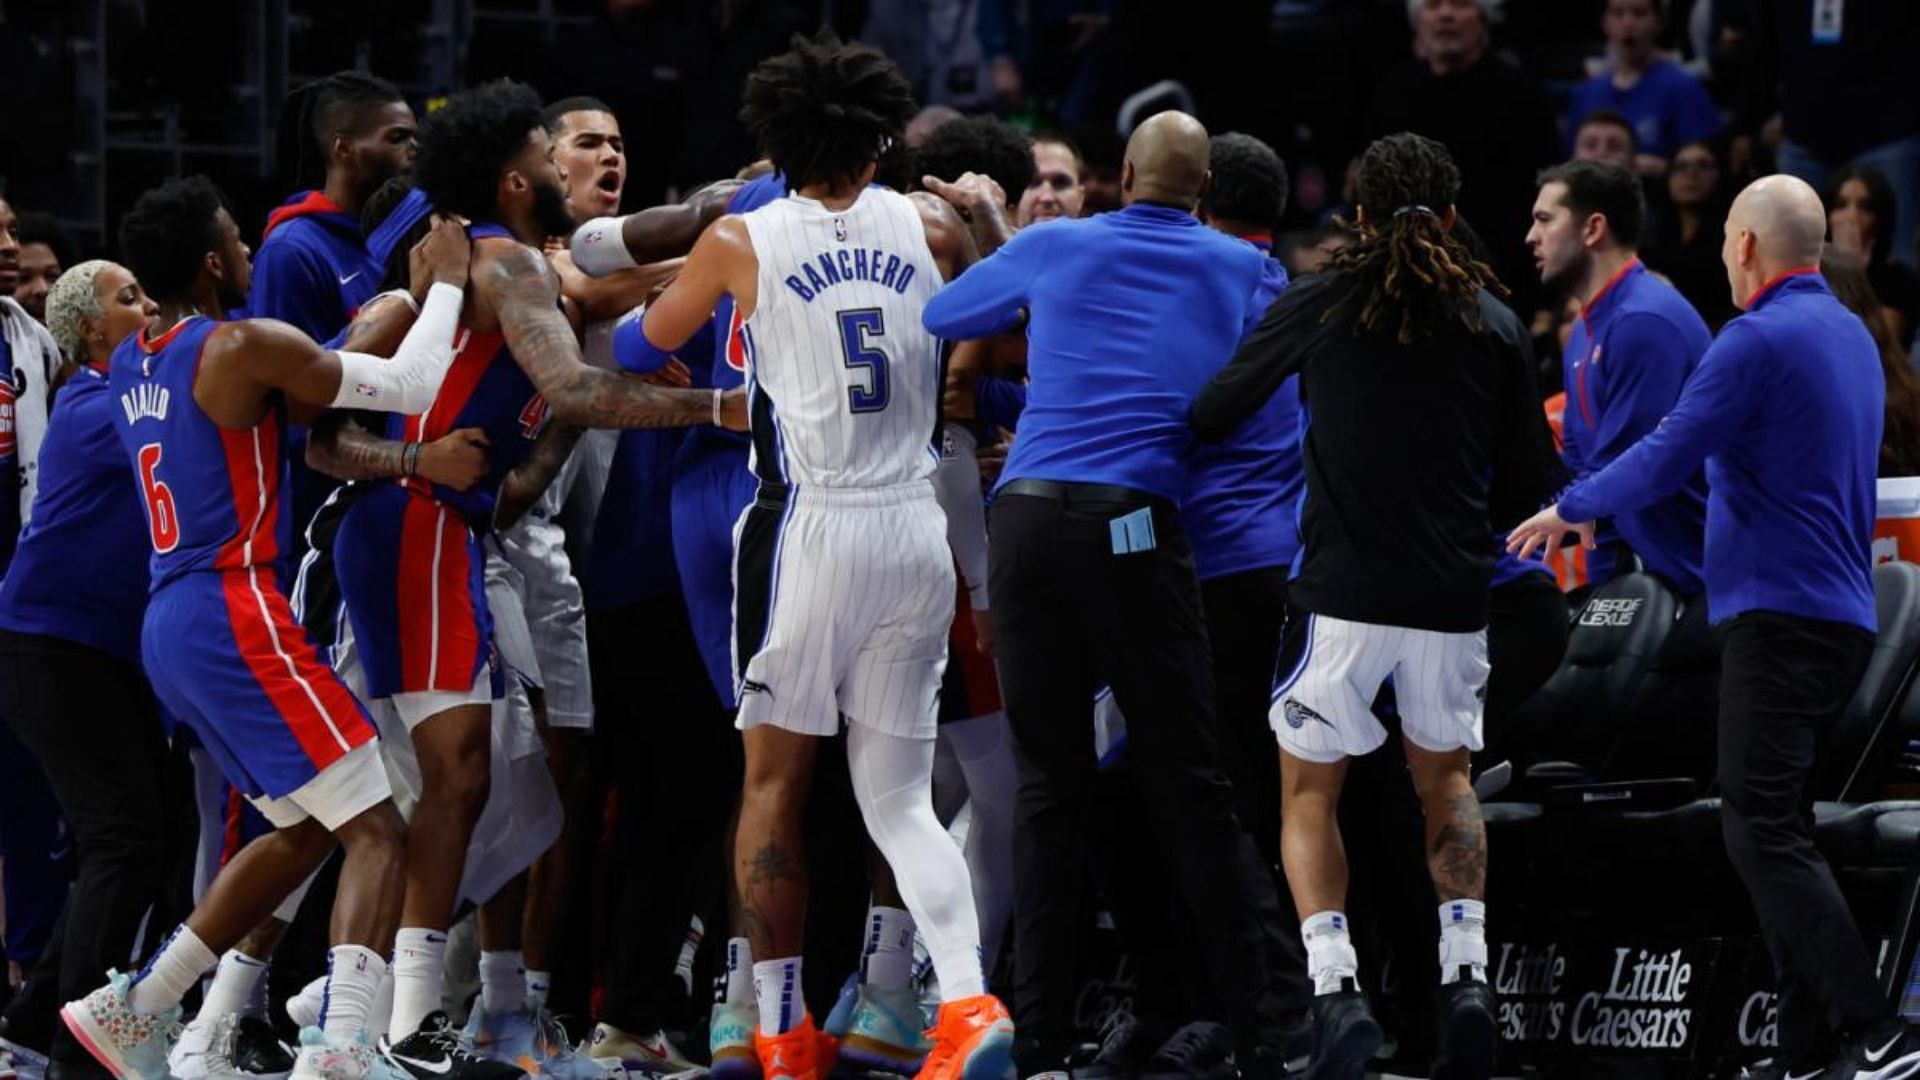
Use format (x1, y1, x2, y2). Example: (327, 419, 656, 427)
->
(1431, 977, 1497, 1080)
(1305, 982, 1382, 1080)
(1829, 1020, 1920, 1079)
(1737, 1057, 1830, 1080)
(381, 1012, 526, 1080)
(1140, 1021, 1235, 1080)
(232, 1017, 296, 1077)
(1069, 1012, 1159, 1079)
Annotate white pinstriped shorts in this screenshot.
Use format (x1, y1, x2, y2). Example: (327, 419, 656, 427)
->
(1269, 612, 1489, 763)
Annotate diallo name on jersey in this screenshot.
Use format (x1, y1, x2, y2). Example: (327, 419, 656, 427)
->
(783, 246, 918, 303)
(121, 383, 171, 425)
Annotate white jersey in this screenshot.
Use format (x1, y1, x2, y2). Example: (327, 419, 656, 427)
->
(739, 188, 943, 490)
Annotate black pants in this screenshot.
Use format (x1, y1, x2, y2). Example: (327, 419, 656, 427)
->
(590, 596, 740, 1034)
(0, 630, 170, 1069)
(1482, 574, 1571, 766)
(1199, 567, 1311, 1028)
(990, 489, 1286, 1074)
(1718, 611, 1883, 1057)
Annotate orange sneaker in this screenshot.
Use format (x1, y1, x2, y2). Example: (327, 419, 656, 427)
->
(917, 995, 1016, 1080)
(753, 1015, 839, 1080)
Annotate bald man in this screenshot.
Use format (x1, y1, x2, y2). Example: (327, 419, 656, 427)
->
(923, 111, 1298, 1078)
(1510, 176, 1911, 1079)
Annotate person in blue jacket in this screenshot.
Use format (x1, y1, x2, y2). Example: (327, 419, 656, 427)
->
(1526, 159, 1709, 596)
(1510, 175, 1917, 1080)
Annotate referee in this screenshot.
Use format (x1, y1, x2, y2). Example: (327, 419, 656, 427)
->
(1191, 133, 1561, 1080)
(1510, 175, 1918, 1080)
(922, 111, 1295, 1079)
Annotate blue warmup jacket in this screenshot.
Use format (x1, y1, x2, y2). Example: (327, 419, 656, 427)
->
(1560, 270, 1882, 631)
(922, 202, 1270, 503)
(1563, 258, 1710, 595)
(247, 191, 379, 340)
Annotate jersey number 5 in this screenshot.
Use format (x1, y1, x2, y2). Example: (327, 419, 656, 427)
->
(837, 308, 891, 414)
(137, 442, 181, 553)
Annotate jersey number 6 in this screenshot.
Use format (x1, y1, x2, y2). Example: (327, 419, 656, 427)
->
(837, 308, 892, 414)
(137, 442, 181, 553)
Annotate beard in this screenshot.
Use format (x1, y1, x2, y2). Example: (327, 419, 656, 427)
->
(533, 181, 577, 240)
(1541, 246, 1592, 298)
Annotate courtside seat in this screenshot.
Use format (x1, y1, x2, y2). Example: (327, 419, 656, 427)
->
(1815, 561, 1920, 802)
(1615, 596, 1721, 781)
(1515, 573, 1681, 787)
(1872, 807, 1920, 859)
(1810, 801, 1920, 864)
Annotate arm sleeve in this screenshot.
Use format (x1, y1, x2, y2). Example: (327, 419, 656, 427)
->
(932, 423, 991, 609)
(1587, 313, 1695, 466)
(1559, 321, 1763, 522)
(922, 226, 1046, 340)
(975, 374, 1028, 433)
(1490, 317, 1570, 529)
(1190, 275, 1328, 441)
(248, 242, 340, 342)
(330, 282, 464, 414)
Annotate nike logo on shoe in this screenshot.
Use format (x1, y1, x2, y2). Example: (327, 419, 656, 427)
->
(388, 1052, 455, 1074)
(1866, 1033, 1902, 1063)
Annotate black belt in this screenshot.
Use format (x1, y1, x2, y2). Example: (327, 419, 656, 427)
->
(998, 478, 1161, 508)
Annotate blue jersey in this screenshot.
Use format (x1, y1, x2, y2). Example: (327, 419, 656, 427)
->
(248, 191, 380, 341)
(0, 330, 17, 576)
(1182, 241, 1301, 580)
(1566, 60, 1722, 161)
(0, 366, 150, 658)
(109, 318, 293, 591)
(1563, 259, 1710, 595)
(384, 222, 548, 528)
(1561, 271, 1882, 630)
(924, 203, 1271, 502)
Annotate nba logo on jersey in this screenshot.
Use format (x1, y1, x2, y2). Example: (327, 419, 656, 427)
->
(834, 216, 848, 242)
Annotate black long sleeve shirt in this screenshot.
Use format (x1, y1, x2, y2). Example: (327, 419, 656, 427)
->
(1190, 274, 1564, 633)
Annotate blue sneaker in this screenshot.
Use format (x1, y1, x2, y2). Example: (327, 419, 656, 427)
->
(837, 986, 931, 1074)
(463, 1009, 540, 1072)
(707, 1004, 760, 1080)
(820, 977, 860, 1042)
(59, 970, 180, 1080)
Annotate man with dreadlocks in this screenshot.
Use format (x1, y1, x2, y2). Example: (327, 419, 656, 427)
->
(629, 31, 1015, 1080)
(253, 72, 417, 342)
(1192, 132, 1562, 1080)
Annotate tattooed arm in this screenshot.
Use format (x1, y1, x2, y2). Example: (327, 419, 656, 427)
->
(494, 422, 584, 529)
(307, 413, 492, 492)
(478, 239, 743, 430)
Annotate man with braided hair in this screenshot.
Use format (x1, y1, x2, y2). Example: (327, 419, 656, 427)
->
(1192, 132, 1562, 1080)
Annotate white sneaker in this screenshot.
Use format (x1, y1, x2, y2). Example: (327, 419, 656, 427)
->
(585, 1025, 697, 1072)
(172, 1013, 296, 1080)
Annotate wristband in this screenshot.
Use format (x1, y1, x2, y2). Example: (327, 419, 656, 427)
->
(403, 442, 422, 478)
(711, 388, 724, 427)
(611, 308, 676, 374)
(375, 289, 420, 316)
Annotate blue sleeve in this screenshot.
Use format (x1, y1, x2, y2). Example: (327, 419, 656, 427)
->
(1588, 313, 1694, 467)
(1241, 258, 1290, 341)
(976, 374, 1028, 432)
(248, 241, 339, 341)
(1669, 70, 1725, 146)
(612, 308, 675, 374)
(923, 226, 1048, 340)
(1560, 321, 1763, 522)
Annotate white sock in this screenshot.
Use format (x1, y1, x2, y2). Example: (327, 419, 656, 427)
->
(859, 906, 916, 991)
(722, 938, 754, 1006)
(1301, 910, 1359, 996)
(371, 971, 394, 1040)
(752, 958, 803, 1036)
(201, 950, 271, 1020)
(1438, 899, 1488, 984)
(479, 950, 527, 1015)
(288, 975, 327, 1029)
(846, 726, 987, 1002)
(390, 928, 449, 1037)
(525, 969, 552, 1013)
(674, 915, 705, 997)
(322, 946, 387, 1040)
(129, 925, 218, 1015)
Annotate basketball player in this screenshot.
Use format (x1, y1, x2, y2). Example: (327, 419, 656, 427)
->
(618, 32, 1015, 1080)
(60, 175, 467, 1080)
(1192, 134, 1562, 1080)
(327, 80, 742, 1079)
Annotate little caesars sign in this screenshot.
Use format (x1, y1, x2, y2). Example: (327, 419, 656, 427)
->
(1495, 938, 1722, 1055)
